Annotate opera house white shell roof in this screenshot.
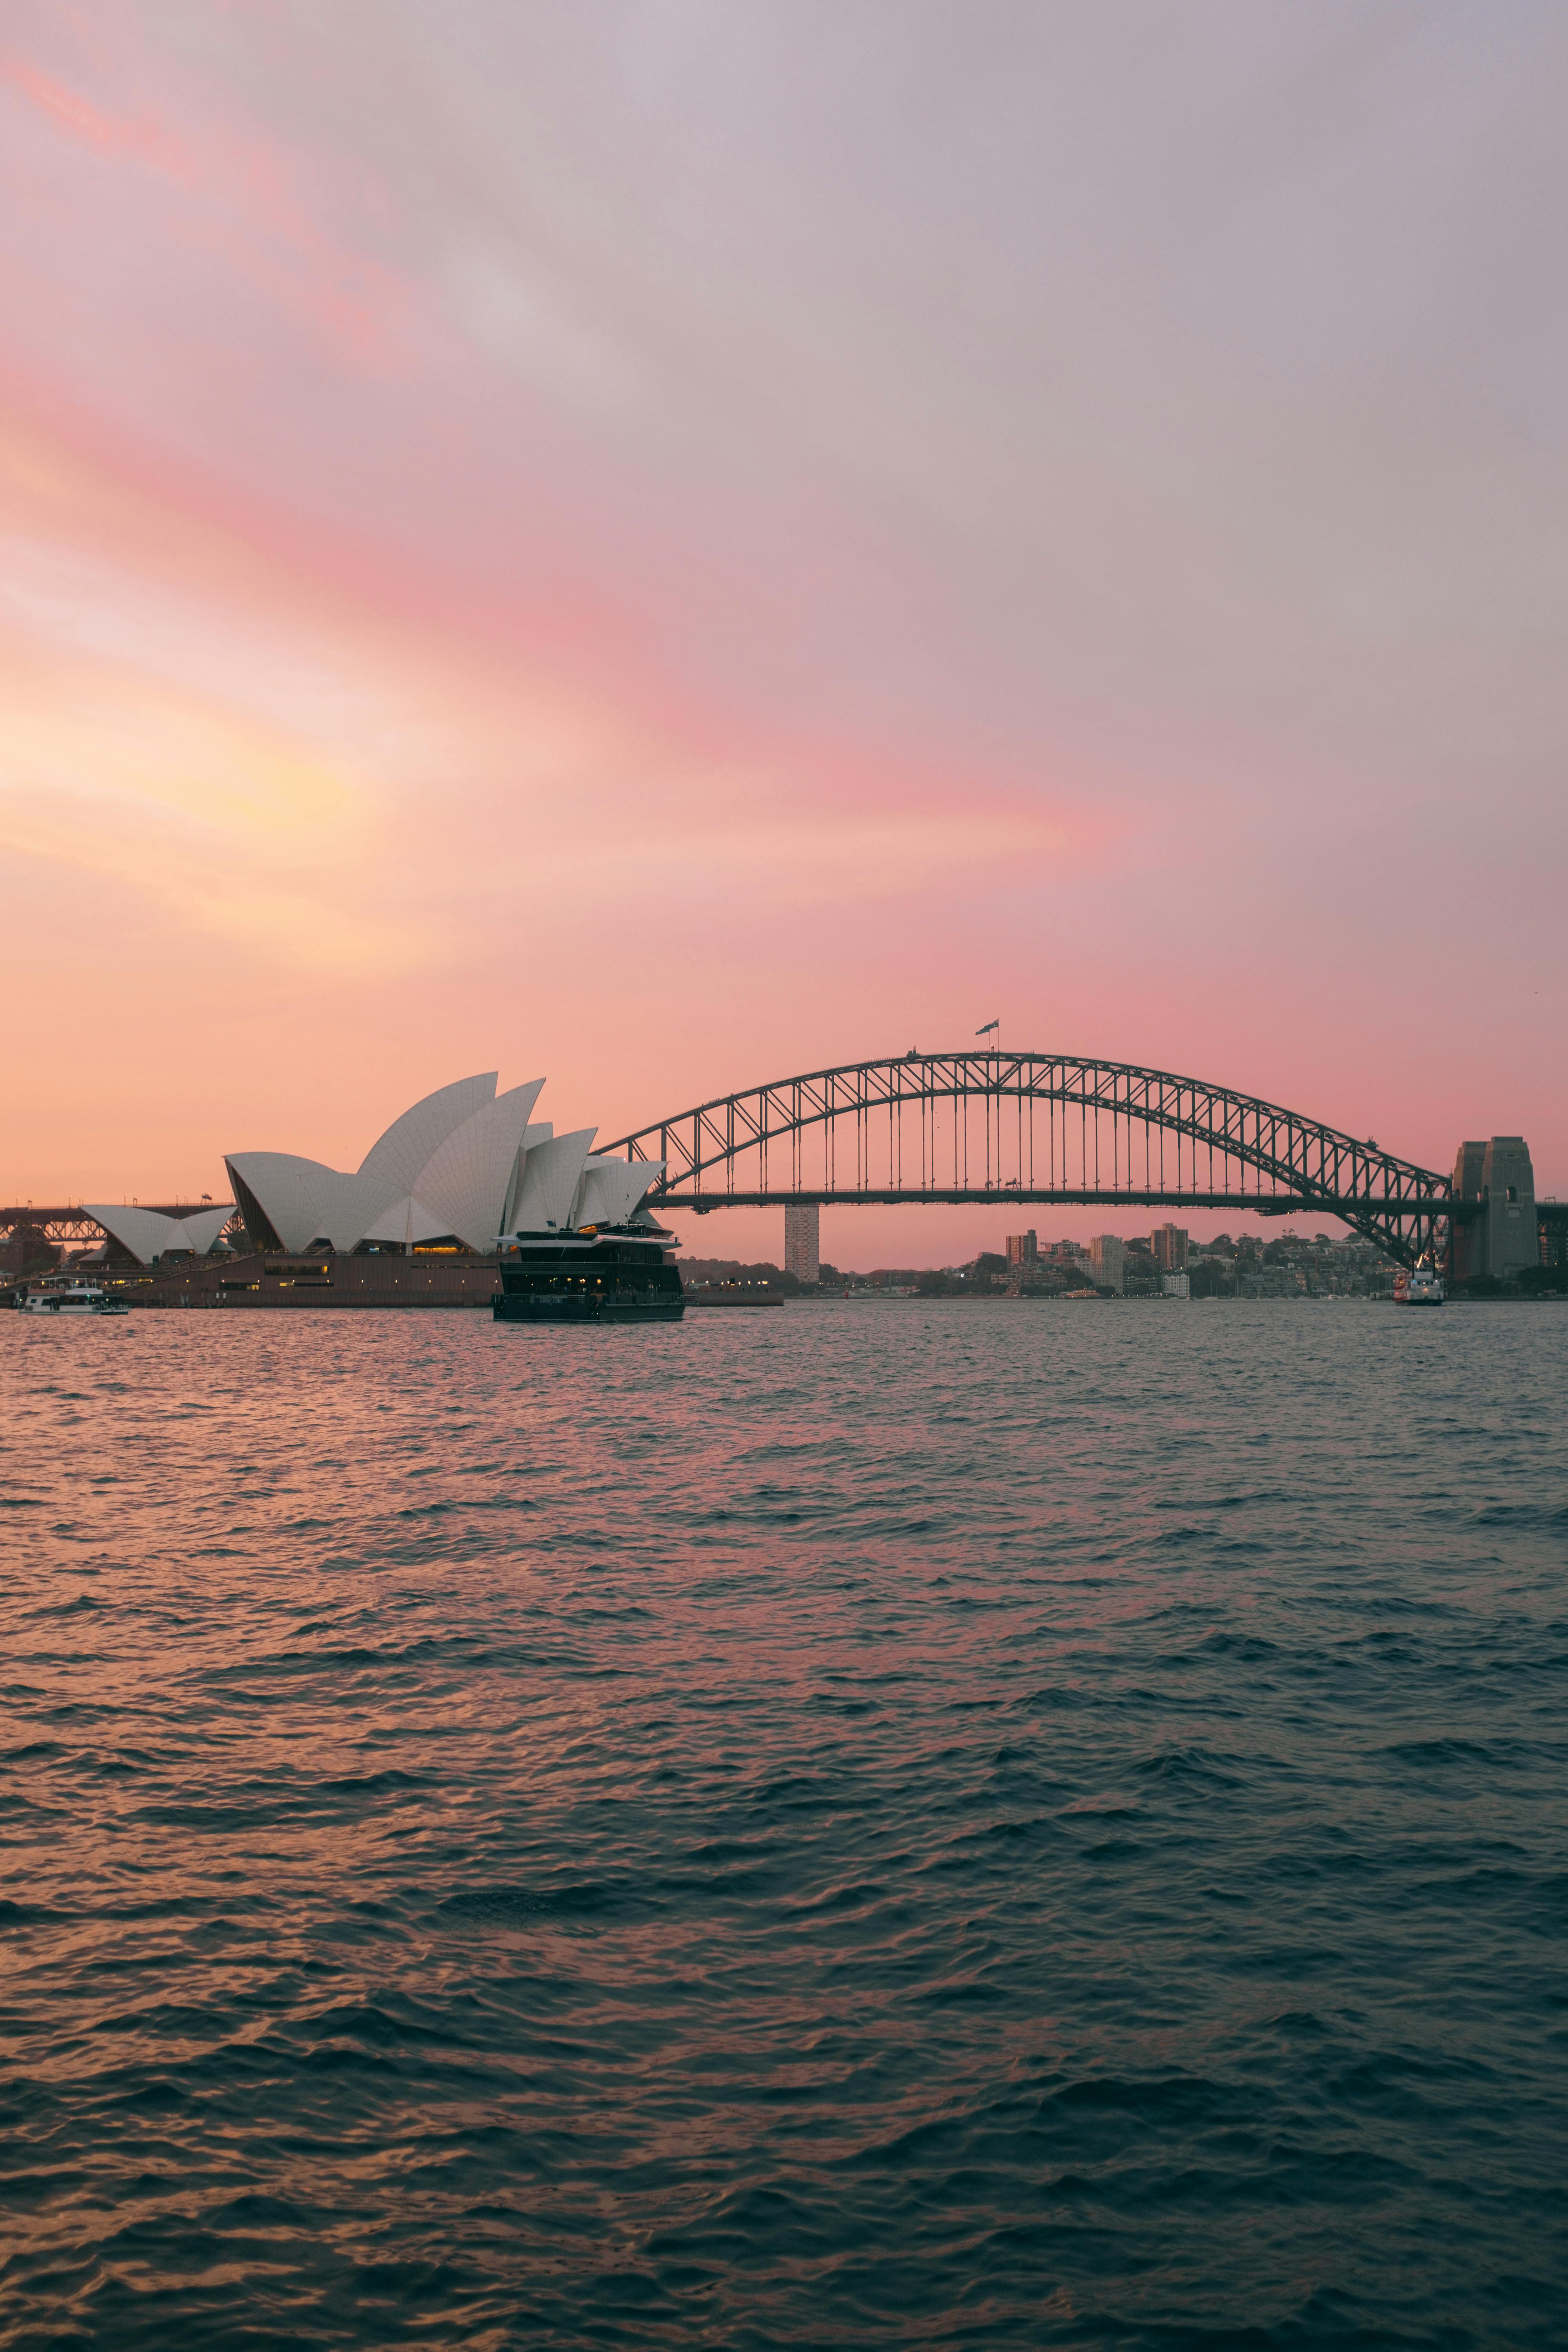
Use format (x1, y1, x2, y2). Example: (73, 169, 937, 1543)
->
(224, 1074, 663, 1256)
(83, 1203, 236, 1266)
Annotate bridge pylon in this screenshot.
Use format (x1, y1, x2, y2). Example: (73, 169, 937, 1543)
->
(1448, 1138, 1537, 1283)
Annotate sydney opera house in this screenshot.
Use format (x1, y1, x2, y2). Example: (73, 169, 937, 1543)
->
(85, 1075, 663, 1268)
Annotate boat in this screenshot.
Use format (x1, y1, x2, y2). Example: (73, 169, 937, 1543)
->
(493, 1222, 685, 1323)
(18, 1281, 129, 1317)
(1393, 1255, 1444, 1307)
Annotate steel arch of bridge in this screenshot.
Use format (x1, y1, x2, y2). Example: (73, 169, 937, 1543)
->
(606, 1051, 1459, 1265)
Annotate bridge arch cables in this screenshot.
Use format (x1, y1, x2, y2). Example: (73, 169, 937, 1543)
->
(605, 1051, 1456, 1265)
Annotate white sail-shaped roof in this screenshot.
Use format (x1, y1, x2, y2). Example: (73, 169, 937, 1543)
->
(85, 1203, 234, 1265)
(356, 1073, 497, 1198)
(510, 1129, 596, 1233)
(414, 1080, 545, 1252)
(226, 1075, 598, 1256)
(572, 1156, 664, 1230)
(307, 1172, 415, 1255)
(224, 1152, 335, 1253)
(88, 1205, 176, 1263)
(502, 1124, 552, 1232)
(357, 1194, 453, 1246)
(167, 1205, 235, 1255)
(226, 1155, 399, 1254)
(226, 1080, 499, 1254)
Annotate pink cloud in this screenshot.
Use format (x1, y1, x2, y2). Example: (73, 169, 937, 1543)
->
(0, 3, 1563, 1225)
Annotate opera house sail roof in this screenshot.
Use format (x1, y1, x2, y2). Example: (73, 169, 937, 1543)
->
(83, 1203, 236, 1267)
(223, 1074, 663, 1258)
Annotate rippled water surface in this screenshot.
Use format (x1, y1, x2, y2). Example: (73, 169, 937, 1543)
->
(3, 1301, 1566, 2349)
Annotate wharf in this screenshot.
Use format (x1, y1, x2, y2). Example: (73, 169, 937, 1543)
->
(100, 1253, 503, 1310)
(683, 1292, 784, 1308)
(84, 1257, 778, 1312)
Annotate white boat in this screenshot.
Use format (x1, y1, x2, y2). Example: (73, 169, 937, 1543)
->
(18, 1283, 129, 1317)
(1393, 1256, 1444, 1307)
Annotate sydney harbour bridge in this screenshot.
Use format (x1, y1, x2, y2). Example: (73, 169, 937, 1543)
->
(606, 1049, 1543, 1277)
(3, 1049, 1551, 1277)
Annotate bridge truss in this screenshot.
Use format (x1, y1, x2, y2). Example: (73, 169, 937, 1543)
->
(607, 1051, 1460, 1266)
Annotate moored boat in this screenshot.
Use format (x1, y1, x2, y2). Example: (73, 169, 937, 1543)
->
(1393, 1255, 1444, 1307)
(492, 1225, 685, 1323)
(18, 1282, 129, 1317)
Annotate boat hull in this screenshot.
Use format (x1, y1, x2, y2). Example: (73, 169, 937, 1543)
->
(19, 1296, 128, 1316)
(493, 1293, 684, 1323)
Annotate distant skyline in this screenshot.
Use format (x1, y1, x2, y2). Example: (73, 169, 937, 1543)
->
(3, 3, 1564, 1267)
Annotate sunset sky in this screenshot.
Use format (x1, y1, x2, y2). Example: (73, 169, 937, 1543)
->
(3, 2, 1564, 1263)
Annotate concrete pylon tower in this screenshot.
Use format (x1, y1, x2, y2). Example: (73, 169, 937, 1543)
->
(1450, 1141, 1486, 1282)
(1480, 1138, 1536, 1279)
(1452, 1136, 1535, 1281)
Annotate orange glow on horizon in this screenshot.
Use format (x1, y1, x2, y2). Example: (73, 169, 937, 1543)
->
(0, 5, 1562, 1253)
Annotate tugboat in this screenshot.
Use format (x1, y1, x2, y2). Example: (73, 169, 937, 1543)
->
(1393, 1254, 1445, 1307)
(493, 1222, 686, 1323)
(19, 1281, 129, 1316)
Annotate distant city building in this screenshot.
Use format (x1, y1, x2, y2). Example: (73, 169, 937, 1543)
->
(784, 1202, 820, 1285)
(1005, 1230, 1038, 1271)
(1089, 1235, 1125, 1294)
(1160, 1272, 1191, 1299)
(1150, 1223, 1189, 1271)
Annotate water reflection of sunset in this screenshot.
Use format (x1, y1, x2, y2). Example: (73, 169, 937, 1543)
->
(5, 1303, 1564, 2340)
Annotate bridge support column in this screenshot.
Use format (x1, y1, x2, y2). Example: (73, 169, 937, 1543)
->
(1451, 1137, 1536, 1282)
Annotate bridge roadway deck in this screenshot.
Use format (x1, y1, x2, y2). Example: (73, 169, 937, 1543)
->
(662, 1187, 1464, 1217)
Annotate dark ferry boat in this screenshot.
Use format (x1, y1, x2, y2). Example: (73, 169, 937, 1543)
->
(493, 1223, 686, 1323)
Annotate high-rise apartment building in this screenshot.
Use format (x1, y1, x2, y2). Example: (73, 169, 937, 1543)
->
(1150, 1223, 1189, 1271)
(1005, 1230, 1038, 1271)
(783, 1202, 820, 1285)
(1089, 1235, 1125, 1293)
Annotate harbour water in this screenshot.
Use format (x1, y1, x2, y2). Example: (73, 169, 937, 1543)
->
(3, 1303, 1566, 2348)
